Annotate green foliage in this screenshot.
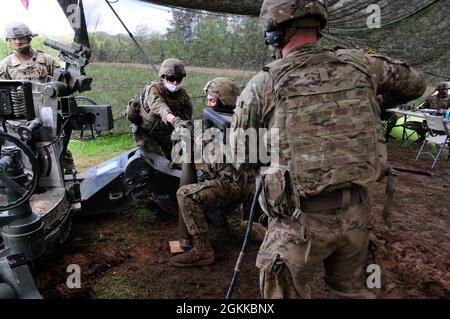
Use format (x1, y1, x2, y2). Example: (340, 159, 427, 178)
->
(86, 11, 271, 70)
(0, 35, 73, 60)
(77, 64, 249, 135)
(132, 203, 157, 223)
(92, 272, 139, 299)
(69, 134, 135, 156)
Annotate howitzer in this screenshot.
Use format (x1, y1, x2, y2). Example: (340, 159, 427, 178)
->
(41, 39, 112, 139)
(44, 39, 92, 94)
(0, 39, 112, 298)
(202, 107, 233, 131)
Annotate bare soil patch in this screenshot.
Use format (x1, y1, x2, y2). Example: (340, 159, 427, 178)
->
(35, 140, 450, 299)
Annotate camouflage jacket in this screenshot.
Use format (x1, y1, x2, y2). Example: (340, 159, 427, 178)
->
(195, 112, 252, 185)
(0, 50, 60, 83)
(421, 94, 449, 111)
(138, 81, 193, 136)
(230, 43, 427, 170)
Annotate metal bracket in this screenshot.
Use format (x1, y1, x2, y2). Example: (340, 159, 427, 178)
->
(6, 253, 27, 269)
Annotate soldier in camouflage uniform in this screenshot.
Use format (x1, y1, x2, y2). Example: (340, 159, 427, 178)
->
(0, 22, 60, 82)
(127, 58, 193, 160)
(230, 0, 427, 298)
(0, 22, 75, 173)
(420, 82, 450, 114)
(171, 77, 266, 268)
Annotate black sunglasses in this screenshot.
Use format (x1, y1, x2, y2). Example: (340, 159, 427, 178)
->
(166, 75, 183, 83)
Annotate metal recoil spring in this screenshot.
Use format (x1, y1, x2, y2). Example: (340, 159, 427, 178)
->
(10, 87, 27, 118)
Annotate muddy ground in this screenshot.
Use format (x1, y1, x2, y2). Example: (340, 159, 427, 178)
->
(34, 140, 450, 299)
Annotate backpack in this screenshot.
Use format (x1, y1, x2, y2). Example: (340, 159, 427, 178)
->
(263, 48, 386, 197)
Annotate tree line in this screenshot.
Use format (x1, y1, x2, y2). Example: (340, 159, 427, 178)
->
(0, 10, 271, 71)
(89, 10, 271, 70)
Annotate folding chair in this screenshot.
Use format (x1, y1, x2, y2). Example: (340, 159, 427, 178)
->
(400, 120, 427, 146)
(415, 115, 450, 169)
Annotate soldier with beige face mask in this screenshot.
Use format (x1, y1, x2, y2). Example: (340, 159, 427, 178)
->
(0, 21, 60, 83)
(0, 21, 77, 174)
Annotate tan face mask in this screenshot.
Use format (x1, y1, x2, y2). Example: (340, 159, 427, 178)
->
(11, 42, 31, 54)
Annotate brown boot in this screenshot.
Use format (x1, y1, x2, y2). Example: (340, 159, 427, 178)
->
(179, 239, 193, 251)
(171, 236, 214, 267)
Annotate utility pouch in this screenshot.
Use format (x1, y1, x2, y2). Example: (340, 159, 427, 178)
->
(258, 165, 296, 219)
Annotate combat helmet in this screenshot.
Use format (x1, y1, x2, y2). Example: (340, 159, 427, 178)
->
(158, 58, 187, 78)
(260, 0, 327, 47)
(436, 82, 450, 90)
(204, 77, 241, 108)
(4, 21, 37, 40)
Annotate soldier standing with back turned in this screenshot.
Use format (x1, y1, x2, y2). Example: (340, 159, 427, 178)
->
(230, 0, 426, 298)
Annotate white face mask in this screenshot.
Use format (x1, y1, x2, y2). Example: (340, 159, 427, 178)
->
(163, 79, 182, 93)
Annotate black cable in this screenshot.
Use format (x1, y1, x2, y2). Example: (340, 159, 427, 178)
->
(105, 0, 159, 75)
(113, 114, 127, 122)
(40, 118, 71, 148)
(226, 178, 264, 299)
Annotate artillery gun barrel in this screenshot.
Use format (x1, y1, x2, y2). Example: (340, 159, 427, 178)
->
(44, 39, 78, 57)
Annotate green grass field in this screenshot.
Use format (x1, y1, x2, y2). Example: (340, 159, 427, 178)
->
(69, 63, 250, 171)
(68, 63, 426, 172)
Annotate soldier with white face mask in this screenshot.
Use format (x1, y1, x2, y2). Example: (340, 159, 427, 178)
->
(126, 58, 193, 159)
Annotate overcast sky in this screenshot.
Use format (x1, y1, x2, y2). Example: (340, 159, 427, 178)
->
(0, 0, 173, 38)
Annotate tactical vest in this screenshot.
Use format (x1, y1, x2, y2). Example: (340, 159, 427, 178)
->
(263, 48, 386, 197)
(128, 81, 192, 134)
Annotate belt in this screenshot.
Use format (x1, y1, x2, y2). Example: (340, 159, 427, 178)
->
(300, 187, 366, 213)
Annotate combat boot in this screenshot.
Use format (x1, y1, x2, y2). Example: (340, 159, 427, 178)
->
(179, 238, 193, 251)
(170, 236, 214, 267)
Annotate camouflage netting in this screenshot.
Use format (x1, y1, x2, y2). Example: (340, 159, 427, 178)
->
(321, 0, 449, 83)
(143, 0, 449, 83)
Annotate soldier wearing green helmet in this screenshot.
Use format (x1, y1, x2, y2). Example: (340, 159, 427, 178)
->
(126, 58, 193, 159)
(0, 21, 60, 82)
(0, 21, 76, 173)
(204, 77, 241, 112)
(230, 0, 427, 298)
(420, 82, 450, 114)
(171, 77, 266, 268)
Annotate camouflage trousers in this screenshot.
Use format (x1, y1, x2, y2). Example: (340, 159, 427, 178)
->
(133, 125, 173, 160)
(256, 188, 374, 299)
(142, 136, 173, 160)
(62, 126, 75, 172)
(177, 177, 254, 238)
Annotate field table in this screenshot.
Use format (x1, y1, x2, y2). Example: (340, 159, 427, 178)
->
(385, 108, 438, 144)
